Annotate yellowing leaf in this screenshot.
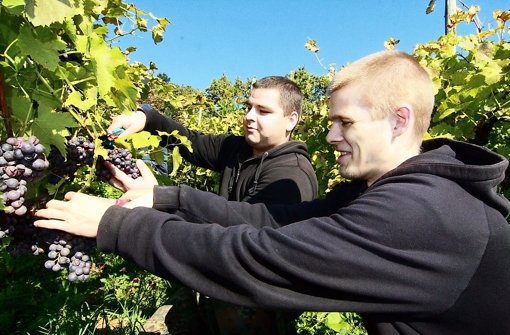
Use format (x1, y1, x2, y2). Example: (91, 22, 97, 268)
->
(65, 88, 98, 111)
(129, 131, 161, 150)
(384, 38, 400, 50)
(425, 0, 436, 14)
(480, 61, 502, 85)
(25, 0, 78, 27)
(305, 39, 319, 53)
(170, 146, 182, 176)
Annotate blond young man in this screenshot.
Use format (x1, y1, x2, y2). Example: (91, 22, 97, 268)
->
(36, 51, 510, 335)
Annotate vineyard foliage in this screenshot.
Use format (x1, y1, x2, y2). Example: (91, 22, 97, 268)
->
(0, 0, 509, 334)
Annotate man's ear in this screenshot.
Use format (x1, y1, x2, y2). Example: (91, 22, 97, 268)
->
(393, 106, 411, 137)
(286, 111, 299, 132)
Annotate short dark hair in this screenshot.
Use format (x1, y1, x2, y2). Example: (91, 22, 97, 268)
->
(252, 76, 302, 117)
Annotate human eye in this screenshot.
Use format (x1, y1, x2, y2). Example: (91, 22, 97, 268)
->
(340, 120, 353, 127)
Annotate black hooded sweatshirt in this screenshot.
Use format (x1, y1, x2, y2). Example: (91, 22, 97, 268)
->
(141, 104, 318, 204)
(97, 138, 510, 335)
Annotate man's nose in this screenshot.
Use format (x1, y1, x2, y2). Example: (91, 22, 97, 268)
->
(245, 107, 256, 120)
(326, 125, 342, 144)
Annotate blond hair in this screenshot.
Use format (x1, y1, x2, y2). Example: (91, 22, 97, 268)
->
(328, 50, 435, 143)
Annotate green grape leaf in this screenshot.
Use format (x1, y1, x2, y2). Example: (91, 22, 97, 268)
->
(32, 109, 77, 154)
(111, 77, 138, 110)
(8, 94, 32, 126)
(326, 312, 350, 332)
(89, 34, 126, 96)
(150, 149, 166, 167)
(25, 0, 77, 27)
(129, 131, 161, 150)
(480, 61, 502, 85)
(17, 25, 67, 71)
(1, 0, 25, 15)
(170, 146, 182, 176)
(65, 88, 97, 111)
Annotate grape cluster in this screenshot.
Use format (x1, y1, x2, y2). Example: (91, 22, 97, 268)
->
(43, 239, 92, 281)
(47, 136, 95, 183)
(0, 136, 48, 215)
(1, 215, 96, 282)
(105, 147, 140, 179)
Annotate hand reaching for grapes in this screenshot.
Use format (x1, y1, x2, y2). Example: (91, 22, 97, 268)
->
(34, 192, 115, 238)
(107, 159, 158, 193)
(107, 110, 146, 138)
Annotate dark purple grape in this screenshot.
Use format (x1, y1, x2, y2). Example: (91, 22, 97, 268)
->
(44, 260, 54, 269)
(34, 143, 45, 154)
(4, 178, 19, 188)
(20, 142, 35, 154)
(13, 149, 24, 160)
(32, 158, 46, 171)
(6, 137, 17, 145)
(10, 200, 23, 209)
(14, 206, 27, 215)
(5, 190, 21, 201)
(3, 151, 14, 161)
(61, 247, 70, 256)
(2, 143, 13, 151)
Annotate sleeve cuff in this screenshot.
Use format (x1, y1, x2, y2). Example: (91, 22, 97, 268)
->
(153, 185, 181, 212)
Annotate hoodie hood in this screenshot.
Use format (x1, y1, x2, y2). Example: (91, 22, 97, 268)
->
(244, 140, 312, 196)
(265, 140, 311, 160)
(393, 138, 510, 217)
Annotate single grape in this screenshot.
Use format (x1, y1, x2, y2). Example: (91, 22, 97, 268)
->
(32, 158, 46, 171)
(20, 142, 35, 154)
(4, 178, 19, 189)
(5, 190, 21, 201)
(14, 206, 27, 216)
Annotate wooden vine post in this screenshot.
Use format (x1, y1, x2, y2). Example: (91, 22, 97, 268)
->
(0, 69, 13, 138)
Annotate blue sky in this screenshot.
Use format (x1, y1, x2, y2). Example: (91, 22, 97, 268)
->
(117, 1, 508, 90)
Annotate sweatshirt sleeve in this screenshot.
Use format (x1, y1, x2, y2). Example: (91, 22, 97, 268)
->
(152, 182, 366, 227)
(97, 175, 483, 313)
(142, 105, 231, 171)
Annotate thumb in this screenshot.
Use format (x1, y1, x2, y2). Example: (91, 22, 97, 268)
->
(136, 160, 158, 185)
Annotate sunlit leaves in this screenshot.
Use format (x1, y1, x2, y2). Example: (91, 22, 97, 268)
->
(25, 0, 79, 27)
(415, 8, 510, 153)
(494, 10, 510, 28)
(425, 0, 435, 14)
(384, 38, 400, 50)
(31, 108, 77, 154)
(17, 25, 66, 71)
(304, 39, 319, 53)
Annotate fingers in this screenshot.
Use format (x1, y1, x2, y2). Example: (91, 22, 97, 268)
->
(35, 207, 67, 221)
(33, 218, 70, 231)
(136, 160, 158, 185)
(105, 161, 133, 189)
(107, 111, 146, 138)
